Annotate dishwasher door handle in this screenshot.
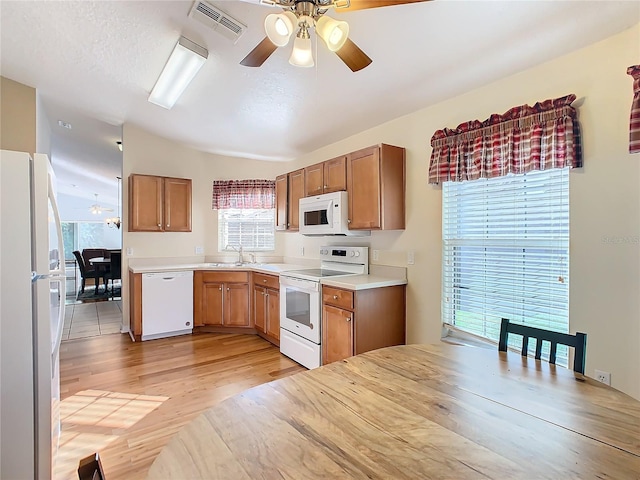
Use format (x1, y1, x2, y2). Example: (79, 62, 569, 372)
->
(162, 277, 176, 281)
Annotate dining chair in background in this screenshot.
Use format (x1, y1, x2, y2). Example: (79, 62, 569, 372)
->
(81, 248, 106, 266)
(498, 318, 587, 374)
(72, 250, 104, 294)
(104, 251, 122, 296)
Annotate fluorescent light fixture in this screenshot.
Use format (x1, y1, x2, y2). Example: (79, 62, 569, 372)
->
(148, 36, 208, 109)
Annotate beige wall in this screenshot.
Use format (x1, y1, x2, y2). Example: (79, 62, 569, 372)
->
(0, 76, 36, 154)
(122, 24, 640, 399)
(121, 124, 283, 329)
(276, 24, 640, 398)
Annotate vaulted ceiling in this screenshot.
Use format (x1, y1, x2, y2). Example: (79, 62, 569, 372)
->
(1, 0, 638, 212)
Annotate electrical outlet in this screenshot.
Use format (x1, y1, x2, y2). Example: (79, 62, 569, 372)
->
(372, 250, 380, 261)
(195, 246, 204, 255)
(407, 250, 415, 265)
(126, 247, 133, 256)
(595, 370, 611, 386)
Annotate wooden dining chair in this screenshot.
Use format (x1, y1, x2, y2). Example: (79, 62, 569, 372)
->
(73, 250, 104, 294)
(77, 452, 105, 480)
(104, 251, 121, 296)
(498, 318, 587, 374)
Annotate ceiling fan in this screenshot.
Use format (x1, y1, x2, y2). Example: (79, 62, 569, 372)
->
(89, 194, 113, 215)
(240, 0, 430, 72)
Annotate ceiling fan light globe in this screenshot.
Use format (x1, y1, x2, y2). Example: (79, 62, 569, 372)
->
(264, 12, 297, 47)
(289, 36, 314, 68)
(316, 16, 349, 52)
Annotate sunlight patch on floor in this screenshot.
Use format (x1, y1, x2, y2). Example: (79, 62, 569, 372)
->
(55, 390, 168, 479)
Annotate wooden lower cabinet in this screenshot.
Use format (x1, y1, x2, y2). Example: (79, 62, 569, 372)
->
(321, 284, 406, 365)
(252, 273, 280, 346)
(194, 271, 251, 329)
(129, 271, 143, 340)
(322, 304, 353, 365)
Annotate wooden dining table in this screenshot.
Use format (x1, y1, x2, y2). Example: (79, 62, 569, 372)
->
(148, 343, 640, 479)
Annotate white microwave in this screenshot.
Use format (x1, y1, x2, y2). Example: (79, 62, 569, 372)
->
(298, 191, 369, 236)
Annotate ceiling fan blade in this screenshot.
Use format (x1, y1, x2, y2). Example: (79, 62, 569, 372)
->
(337, 0, 431, 12)
(240, 37, 278, 67)
(335, 38, 372, 72)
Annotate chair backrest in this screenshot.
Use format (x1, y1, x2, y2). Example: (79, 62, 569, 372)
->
(498, 318, 587, 374)
(73, 250, 88, 277)
(77, 452, 105, 480)
(82, 248, 106, 266)
(109, 252, 122, 279)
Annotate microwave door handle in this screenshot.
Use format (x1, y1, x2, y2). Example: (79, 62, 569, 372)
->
(326, 201, 333, 226)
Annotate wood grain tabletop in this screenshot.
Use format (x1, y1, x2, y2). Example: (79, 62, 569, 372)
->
(148, 343, 640, 479)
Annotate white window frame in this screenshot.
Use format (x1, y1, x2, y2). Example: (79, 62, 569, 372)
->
(442, 168, 570, 364)
(218, 208, 275, 252)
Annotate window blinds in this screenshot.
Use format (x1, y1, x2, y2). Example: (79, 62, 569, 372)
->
(218, 208, 275, 252)
(442, 168, 569, 361)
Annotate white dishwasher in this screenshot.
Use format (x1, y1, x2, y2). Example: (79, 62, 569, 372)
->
(142, 270, 193, 341)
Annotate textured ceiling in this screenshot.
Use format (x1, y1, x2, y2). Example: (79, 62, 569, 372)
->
(1, 0, 639, 213)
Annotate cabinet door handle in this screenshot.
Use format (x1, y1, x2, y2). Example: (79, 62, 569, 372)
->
(333, 295, 338, 300)
(347, 219, 351, 224)
(345, 317, 351, 322)
(265, 294, 269, 298)
(219, 287, 222, 291)
(324, 185, 327, 189)
(227, 287, 230, 291)
(263, 279, 267, 283)
(167, 224, 170, 227)
(157, 223, 162, 227)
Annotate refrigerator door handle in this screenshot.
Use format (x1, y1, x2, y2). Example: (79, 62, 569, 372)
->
(31, 272, 65, 282)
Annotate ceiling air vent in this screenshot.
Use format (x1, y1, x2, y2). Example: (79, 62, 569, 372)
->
(189, 1, 247, 44)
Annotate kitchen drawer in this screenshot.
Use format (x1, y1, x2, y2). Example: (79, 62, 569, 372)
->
(323, 286, 354, 310)
(201, 271, 249, 283)
(253, 272, 279, 290)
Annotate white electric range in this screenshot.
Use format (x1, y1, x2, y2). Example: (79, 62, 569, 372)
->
(279, 246, 369, 369)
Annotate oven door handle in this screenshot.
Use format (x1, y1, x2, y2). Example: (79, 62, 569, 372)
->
(279, 275, 319, 292)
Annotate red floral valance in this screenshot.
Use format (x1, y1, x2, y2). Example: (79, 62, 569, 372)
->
(212, 180, 275, 209)
(628, 65, 640, 154)
(428, 94, 582, 184)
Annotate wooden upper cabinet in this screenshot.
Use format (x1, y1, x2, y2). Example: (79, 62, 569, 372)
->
(129, 174, 192, 232)
(129, 174, 163, 232)
(304, 163, 324, 197)
(287, 169, 304, 231)
(323, 156, 347, 193)
(164, 177, 192, 232)
(275, 174, 288, 231)
(304, 156, 347, 197)
(347, 144, 405, 230)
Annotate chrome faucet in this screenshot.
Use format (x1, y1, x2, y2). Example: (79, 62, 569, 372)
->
(248, 253, 256, 264)
(226, 244, 243, 265)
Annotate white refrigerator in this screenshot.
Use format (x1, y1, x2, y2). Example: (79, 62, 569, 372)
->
(0, 150, 66, 478)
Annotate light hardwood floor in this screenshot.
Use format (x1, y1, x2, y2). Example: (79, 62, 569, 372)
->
(57, 332, 305, 479)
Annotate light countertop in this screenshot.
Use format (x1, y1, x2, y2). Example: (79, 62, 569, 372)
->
(128, 262, 406, 290)
(320, 274, 407, 290)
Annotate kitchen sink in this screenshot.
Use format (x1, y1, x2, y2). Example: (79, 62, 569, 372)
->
(205, 262, 268, 268)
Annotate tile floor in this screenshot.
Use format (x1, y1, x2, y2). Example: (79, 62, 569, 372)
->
(63, 300, 123, 341)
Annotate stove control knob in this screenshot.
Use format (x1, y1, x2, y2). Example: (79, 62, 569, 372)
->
(350, 251, 355, 257)
(354, 251, 360, 257)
